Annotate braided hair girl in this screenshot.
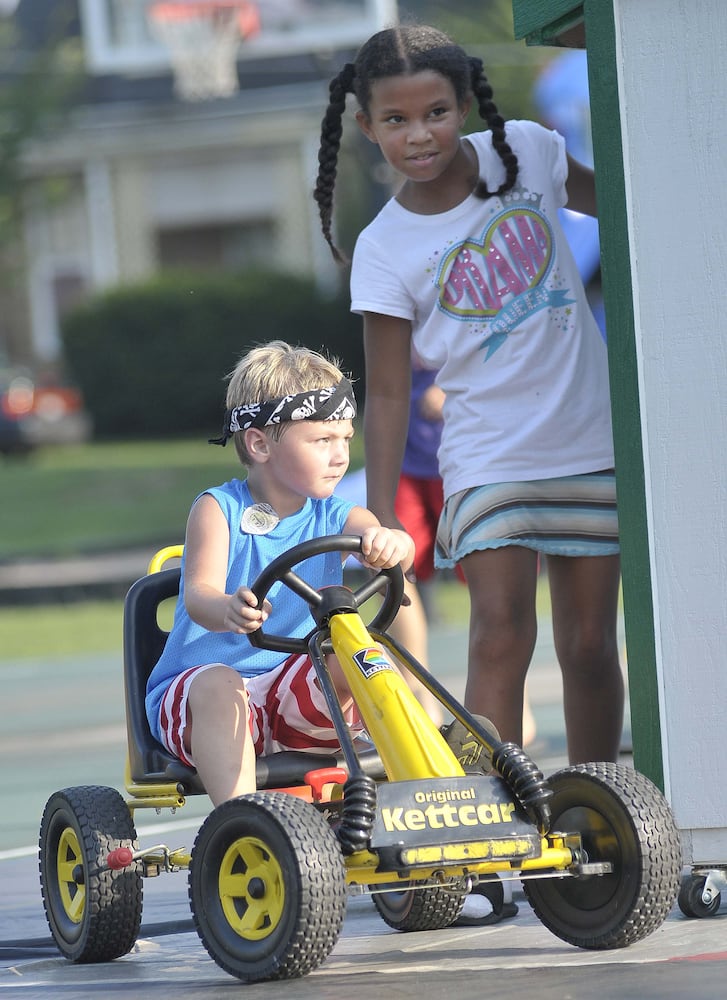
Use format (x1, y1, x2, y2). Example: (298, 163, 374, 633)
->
(314, 24, 518, 261)
(313, 23, 623, 771)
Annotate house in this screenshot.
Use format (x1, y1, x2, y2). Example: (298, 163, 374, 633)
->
(12, 0, 397, 363)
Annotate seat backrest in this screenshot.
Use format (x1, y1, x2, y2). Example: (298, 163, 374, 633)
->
(123, 567, 387, 794)
(123, 567, 205, 791)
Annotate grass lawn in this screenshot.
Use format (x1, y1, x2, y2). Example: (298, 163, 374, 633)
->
(1, 432, 366, 560)
(1, 592, 470, 661)
(0, 433, 561, 661)
(0, 576, 562, 661)
(2, 438, 231, 559)
(0, 600, 126, 660)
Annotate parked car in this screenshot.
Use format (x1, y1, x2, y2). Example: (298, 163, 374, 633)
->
(0, 362, 92, 455)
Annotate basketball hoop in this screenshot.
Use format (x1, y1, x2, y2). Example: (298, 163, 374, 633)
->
(148, 1, 260, 102)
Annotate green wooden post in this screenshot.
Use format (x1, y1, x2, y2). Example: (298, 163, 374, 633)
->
(582, 0, 662, 788)
(512, 1, 584, 45)
(510, 0, 664, 787)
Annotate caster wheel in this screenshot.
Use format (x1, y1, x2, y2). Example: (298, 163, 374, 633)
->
(678, 875, 721, 918)
(39, 786, 142, 962)
(523, 763, 681, 949)
(189, 792, 347, 983)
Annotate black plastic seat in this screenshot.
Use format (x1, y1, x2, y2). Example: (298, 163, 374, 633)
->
(122, 568, 383, 796)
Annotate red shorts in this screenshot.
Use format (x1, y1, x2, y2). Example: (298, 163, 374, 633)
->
(158, 654, 363, 767)
(394, 473, 464, 583)
(394, 473, 443, 581)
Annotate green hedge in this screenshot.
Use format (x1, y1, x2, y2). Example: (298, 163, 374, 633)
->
(61, 270, 364, 439)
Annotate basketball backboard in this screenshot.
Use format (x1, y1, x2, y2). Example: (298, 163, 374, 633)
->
(79, 0, 399, 76)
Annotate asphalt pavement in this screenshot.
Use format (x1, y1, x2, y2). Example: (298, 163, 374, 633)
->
(2, 554, 726, 997)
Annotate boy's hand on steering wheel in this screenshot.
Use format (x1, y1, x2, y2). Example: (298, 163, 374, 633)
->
(358, 526, 414, 572)
(224, 586, 272, 634)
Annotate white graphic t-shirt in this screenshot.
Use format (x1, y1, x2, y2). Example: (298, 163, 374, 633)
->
(351, 120, 614, 499)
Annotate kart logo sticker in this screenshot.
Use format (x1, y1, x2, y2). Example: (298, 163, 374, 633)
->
(370, 775, 541, 859)
(352, 647, 393, 678)
(381, 795, 516, 832)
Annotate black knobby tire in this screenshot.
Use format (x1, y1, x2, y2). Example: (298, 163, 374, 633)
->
(373, 883, 466, 931)
(678, 875, 721, 918)
(189, 792, 347, 983)
(39, 786, 143, 962)
(523, 763, 681, 949)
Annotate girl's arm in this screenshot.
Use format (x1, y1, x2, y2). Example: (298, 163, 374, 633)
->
(565, 153, 597, 217)
(362, 311, 413, 527)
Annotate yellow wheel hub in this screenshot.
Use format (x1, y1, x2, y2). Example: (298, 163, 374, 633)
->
(219, 836, 285, 940)
(57, 827, 85, 924)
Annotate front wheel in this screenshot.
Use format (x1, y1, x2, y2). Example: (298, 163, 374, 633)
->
(523, 763, 681, 949)
(372, 882, 465, 931)
(39, 786, 142, 962)
(189, 792, 347, 983)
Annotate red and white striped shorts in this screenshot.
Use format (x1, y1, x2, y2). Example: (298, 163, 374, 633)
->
(158, 653, 363, 767)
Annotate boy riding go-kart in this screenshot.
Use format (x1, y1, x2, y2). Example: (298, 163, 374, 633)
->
(38, 534, 682, 984)
(39, 342, 681, 982)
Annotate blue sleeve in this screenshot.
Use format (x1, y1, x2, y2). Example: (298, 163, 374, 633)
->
(330, 494, 356, 532)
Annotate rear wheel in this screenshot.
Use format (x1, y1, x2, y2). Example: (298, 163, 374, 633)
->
(523, 763, 681, 949)
(39, 786, 142, 962)
(189, 792, 347, 983)
(372, 882, 465, 931)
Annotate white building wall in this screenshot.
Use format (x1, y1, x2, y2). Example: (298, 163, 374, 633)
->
(22, 180, 91, 361)
(20, 92, 334, 361)
(114, 160, 157, 281)
(149, 155, 278, 226)
(614, 0, 727, 860)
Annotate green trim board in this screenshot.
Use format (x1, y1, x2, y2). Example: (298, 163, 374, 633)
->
(508, 0, 664, 787)
(582, 0, 662, 788)
(512, 0, 584, 45)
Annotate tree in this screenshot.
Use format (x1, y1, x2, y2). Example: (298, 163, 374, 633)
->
(399, 0, 549, 120)
(0, 2, 82, 361)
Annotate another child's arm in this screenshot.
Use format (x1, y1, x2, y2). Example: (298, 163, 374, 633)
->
(565, 153, 597, 217)
(183, 493, 271, 635)
(362, 311, 413, 528)
(344, 504, 415, 573)
(418, 382, 445, 422)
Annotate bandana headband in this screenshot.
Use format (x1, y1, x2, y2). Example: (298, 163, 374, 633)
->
(209, 377, 357, 446)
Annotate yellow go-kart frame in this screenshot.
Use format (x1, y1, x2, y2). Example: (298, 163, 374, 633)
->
(38, 535, 682, 984)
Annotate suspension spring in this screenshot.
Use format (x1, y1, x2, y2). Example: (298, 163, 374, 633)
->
(336, 773, 377, 855)
(492, 741, 553, 834)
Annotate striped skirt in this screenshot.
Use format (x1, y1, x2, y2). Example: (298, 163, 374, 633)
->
(435, 470, 619, 567)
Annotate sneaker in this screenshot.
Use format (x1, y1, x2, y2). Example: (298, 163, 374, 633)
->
(441, 715, 500, 773)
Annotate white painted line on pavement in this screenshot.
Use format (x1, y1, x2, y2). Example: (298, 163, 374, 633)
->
(1, 816, 205, 863)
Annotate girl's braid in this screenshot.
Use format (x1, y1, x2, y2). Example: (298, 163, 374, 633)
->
(313, 63, 356, 263)
(314, 27, 520, 262)
(469, 56, 519, 198)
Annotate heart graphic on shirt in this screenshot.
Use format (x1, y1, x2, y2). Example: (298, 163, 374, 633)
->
(437, 207, 554, 320)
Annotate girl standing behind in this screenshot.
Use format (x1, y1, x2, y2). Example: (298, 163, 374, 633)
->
(313, 24, 623, 764)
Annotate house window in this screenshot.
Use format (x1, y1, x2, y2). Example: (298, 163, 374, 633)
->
(156, 220, 273, 271)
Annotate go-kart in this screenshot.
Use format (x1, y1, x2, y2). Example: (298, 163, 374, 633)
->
(38, 535, 682, 984)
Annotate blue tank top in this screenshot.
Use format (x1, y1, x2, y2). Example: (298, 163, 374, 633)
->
(145, 478, 355, 742)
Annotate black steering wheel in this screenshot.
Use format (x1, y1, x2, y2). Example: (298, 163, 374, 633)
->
(247, 534, 404, 654)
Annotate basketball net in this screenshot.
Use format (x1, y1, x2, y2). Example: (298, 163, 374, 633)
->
(148, 1, 260, 102)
